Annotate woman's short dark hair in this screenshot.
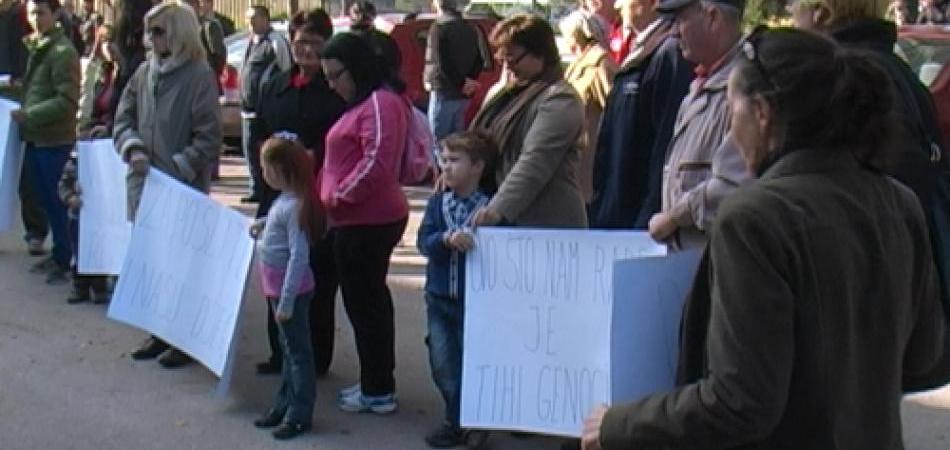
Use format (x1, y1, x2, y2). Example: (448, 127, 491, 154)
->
(490, 13, 561, 69)
(289, 8, 333, 40)
(321, 32, 385, 104)
(732, 27, 898, 171)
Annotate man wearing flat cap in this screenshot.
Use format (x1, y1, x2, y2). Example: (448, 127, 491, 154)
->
(644, 0, 749, 250)
(581, 1, 751, 449)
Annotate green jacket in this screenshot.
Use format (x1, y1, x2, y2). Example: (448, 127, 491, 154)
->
(21, 26, 80, 146)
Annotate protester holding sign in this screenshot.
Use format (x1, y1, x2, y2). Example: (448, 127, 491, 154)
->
(13, 0, 81, 284)
(249, 137, 323, 441)
(417, 131, 494, 448)
(581, 27, 946, 450)
(113, 1, 221, 368)
(320, 32, 409, 414)
(470, 14, 587, 229)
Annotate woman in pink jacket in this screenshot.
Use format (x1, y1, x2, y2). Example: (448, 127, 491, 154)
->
(320, 32, 409, 414)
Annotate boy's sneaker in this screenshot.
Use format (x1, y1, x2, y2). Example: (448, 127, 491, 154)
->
(336, 391, 398, 414)
(425, 423, 464, 448)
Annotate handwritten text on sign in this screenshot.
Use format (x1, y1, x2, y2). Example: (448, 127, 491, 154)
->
(0, 99, 22, 233)
(107, 169, 253, 376)
(78, 139, 131, 275)
(461, 228, 666, 436)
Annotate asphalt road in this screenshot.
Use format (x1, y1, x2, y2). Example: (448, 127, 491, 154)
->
(0, 157, 946, 450)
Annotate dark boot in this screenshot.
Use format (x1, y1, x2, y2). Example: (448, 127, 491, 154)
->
(131, 337, 170, 360)
(158, 348, 192, 368)
(67, 274, 92, 304)
(425, 423, 464, 449)
(253, 409, 284, 429)
(90, 276, 110, 304)
(272, 422, 310, 440)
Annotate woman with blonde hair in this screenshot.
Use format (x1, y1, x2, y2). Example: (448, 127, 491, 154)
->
(113, 0, 222, 368)
(560, 10, 616, 203)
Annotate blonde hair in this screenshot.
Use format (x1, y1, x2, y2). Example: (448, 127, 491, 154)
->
(817, 0, 890, 23)
(558, 11, 604, 49)
(145, 1, 206, 62)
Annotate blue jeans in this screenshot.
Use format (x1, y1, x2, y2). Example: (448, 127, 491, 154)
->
(270, 293, 316, 425)
(24, 144, 71, 267)
(428, 92, 469, 141)
(425, 293, 464, 427)
(242, 117, 262, 198)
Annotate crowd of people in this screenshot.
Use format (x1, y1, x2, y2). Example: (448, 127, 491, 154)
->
(1, 0, 950, 448)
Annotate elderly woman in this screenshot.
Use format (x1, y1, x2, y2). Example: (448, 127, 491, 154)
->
(320, 32, 410, 414)
(580, 28, 946, 450)
(560, 11, 616, 203)
(471, 14, 587, 228)
(113, 1, 221, 368)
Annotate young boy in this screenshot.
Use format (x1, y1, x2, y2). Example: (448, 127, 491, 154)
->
(417, 131, 495, 448)
(58, 151, 110, 304)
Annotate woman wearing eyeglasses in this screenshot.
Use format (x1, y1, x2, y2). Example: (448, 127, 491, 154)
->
(579, 27, 946, 450)
(318, 32, 411, 414)
(248, 8, 346, 379)
(113, 1, 221, 368)
(470, 14, 587, 229)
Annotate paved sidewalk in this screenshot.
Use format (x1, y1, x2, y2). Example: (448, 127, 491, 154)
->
(0, 157, 946, 449)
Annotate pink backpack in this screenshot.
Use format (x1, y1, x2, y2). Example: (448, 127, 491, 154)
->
(398, 98, 437, 186)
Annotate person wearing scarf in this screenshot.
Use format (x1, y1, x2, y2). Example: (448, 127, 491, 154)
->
(470, 14, 587, 229)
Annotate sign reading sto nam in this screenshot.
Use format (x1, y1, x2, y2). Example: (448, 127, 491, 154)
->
(462, 228, 697, 437)
(108, 169, 253, 376)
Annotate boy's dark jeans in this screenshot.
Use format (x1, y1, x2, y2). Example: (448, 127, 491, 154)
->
(426, 293, 464, 428)
(269, 294, 316, 425)
(24, 144, 70, 266)
(68, 216, 109, 298)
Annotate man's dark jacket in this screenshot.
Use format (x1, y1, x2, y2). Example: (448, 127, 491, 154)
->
(589, 21, 694, 229)
(424, 11, 484, 99)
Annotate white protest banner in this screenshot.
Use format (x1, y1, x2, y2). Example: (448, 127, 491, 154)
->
(78, 139, 131, 274)
(461, 228, 667, 437)
(108, 169, 254, 376)
(609, 250, 703, 405)
(0, 99, 23, 233)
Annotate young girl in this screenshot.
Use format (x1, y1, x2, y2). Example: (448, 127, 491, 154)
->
(250, 134, 323, 440)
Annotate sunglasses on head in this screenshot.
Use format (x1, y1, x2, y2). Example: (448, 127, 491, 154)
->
(740, 25, 776, 91)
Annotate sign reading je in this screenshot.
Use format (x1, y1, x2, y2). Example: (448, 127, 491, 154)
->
(107, 169, 253, 376)
(0, 99, 23, 233)
(78, 139, 131, 275)
(462, 228, 696, 437)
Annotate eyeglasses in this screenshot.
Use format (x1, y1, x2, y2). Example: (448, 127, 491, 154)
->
(496, 50, 528, 67)
(147, 26, 165, 37)
(740, 25, 776, 91)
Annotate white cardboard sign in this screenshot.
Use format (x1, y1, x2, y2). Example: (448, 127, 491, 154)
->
(0, 99, 23, 233)
(78, 139, 131, 275)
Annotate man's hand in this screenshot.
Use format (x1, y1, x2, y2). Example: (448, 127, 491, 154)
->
(129, 150, 149, 175)
(446, 230, 476, 252)
(10, 109, 26, 124)
(472, 207, 502, 227)
(648, 212, 678, 243)
(581, 404, 608, 450)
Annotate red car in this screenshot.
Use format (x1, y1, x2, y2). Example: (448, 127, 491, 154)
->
(898, 24, 950, 150)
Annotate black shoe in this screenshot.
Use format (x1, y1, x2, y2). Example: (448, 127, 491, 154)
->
(67, 290, 90, 304)
(92, 292, 111, 304)
(27, 238, 46, 256)
(29, 257, 57, 274)
(253, 410, 284, 429)
(158, 348, 192, 368)
(425, 423, 464, 448)
(131, 337, 170, 360)
(256, 360, 281, 375)
(240, 195, 260, 204)
(272, 422, 310, 440)
(45, 264, 70, 285)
